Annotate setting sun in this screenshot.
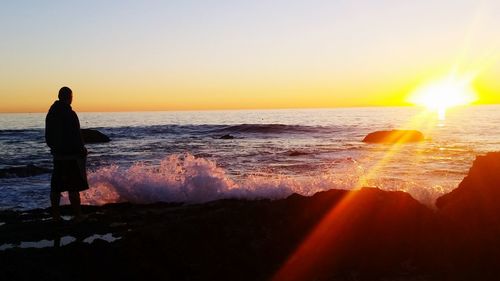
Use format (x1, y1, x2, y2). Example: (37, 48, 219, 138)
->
(408, 72, 478, 119)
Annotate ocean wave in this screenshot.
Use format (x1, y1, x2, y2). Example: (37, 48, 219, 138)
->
(0, 129, 42, 142)
(0, 165, 51, 178)
(0, 129, 42, 133)
(103, 124, 336, 139)
(0, 124, 338, 144)
(217, 124, 333, 134)
(81, 153, 448, 206)
(81, 153, 362, 205)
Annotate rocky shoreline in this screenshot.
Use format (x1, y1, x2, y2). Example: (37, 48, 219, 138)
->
(1, 153, 500, 281)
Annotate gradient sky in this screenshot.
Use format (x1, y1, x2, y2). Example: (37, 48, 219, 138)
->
(1, 0, 499, 112)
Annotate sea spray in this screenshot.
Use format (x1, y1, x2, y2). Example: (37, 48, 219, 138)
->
(83, 154, 234, 204)
(56, 153, 455, 207)
(81, 153, 364, 205)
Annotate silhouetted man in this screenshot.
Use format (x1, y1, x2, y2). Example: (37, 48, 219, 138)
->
(45, 87, 88, 222)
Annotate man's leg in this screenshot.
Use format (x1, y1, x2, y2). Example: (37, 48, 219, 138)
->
(50, 191, 61, 221)
(68, 191, 84, 220)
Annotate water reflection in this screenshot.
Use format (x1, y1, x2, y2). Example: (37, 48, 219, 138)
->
(0, 233, 121, 251)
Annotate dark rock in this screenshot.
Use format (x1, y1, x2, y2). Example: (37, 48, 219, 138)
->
(362, 130, 424, 143)
(0, 164, 51, 178)
(272, 188, 440, 281)
(0, 188, 439, 281)
(436, 152, 500, 273)
(436, 152, 500, 219)
(81, 129, 110, 143)
(288, 151, 309, 156)
(219, 134, 235, 139)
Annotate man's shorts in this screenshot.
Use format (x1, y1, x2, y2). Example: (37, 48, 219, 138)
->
(51, 157, 89, 193)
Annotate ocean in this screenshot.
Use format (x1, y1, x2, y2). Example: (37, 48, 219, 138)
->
(1, 105, 500, 210)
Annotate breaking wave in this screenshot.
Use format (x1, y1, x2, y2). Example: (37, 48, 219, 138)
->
(81, 153, 448, 206)
(81, 153, 361, 205)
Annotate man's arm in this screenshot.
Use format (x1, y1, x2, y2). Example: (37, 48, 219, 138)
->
(68, 110, 87, 157)
(45, 111, 63, 154)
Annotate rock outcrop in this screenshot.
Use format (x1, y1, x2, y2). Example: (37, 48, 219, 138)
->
(0, 188, 439, 281)
(362, 130, 424, 143)
(81, 129, 110, 143)
(436, 152, 500, 274)
(437, 152, 500, 221)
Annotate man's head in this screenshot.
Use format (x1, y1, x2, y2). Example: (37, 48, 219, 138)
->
(58, 87, 73, 105)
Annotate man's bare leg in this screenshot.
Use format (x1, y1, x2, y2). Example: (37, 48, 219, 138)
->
(68, 191, 85, 221)
(50, 191, 62, 221)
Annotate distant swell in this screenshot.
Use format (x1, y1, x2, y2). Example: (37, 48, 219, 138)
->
(0, 124, 334, 136)
(102, 124, 336, 139)
(217, 124, 332, 134)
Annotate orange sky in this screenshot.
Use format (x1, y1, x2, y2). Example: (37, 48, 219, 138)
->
(1, 1, 499, 113)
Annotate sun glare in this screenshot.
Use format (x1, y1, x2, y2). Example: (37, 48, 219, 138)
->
(408, 72, 478, 119)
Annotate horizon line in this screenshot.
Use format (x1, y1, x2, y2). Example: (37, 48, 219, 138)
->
(1, 102, 497, 114)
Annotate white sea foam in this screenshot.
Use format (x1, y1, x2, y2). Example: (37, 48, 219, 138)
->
(81, 153, 364, 205)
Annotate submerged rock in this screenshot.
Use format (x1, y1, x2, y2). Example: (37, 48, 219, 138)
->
(219, 134, 235, 139)
(0, 164, 51, 178)
(288, 150, 309, 156)
(81, 129, 110, 143)
(362, 130, 424, 143)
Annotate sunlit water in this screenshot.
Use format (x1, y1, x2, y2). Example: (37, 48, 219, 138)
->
(1, 105, 500, 209)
